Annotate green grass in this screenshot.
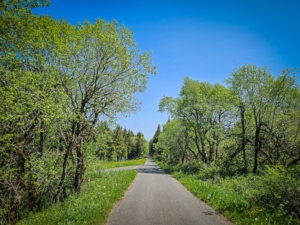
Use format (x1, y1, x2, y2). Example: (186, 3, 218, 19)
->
(96, 158, 147, 169)
(157, 161, 300, 225)
(18, 170, 137, 225)
(18, 158, 145, 225)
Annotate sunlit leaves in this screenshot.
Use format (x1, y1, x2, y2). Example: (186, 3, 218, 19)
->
(1, 4, 155, 223)
(159, 77, 235, 163)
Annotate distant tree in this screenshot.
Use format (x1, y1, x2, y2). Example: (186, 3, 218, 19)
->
(136, 132, 148, 158)
(149, 124, 161, 155)
(128, 135, 137, 159)
(159, 77, 234, 164)
(112, 125, 126, 161)
(92, 121, 114, 160)
(124, 129, 134, 159)
(156, 119, 194, 163)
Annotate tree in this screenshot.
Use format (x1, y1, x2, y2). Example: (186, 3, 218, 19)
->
(136, 132, 147, 158)
(124, 129, 135, 159)
(0, 15, 72, 223)
(159, 77, 234, 164)
(112, 125, 126, 161)
(0, 3, 156, 222)
(92, 121, 114, 160)
(0, 2, 70, 223)
(54, 19, 156, 199)
(226, 65, 300, 173)
(149, 124, 161, 155)
(0, 0, 50, 14)
(157, 65, 299, 177)
(156, 119, 195, 163)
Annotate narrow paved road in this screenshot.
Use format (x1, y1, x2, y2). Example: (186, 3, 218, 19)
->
(107, 157, 230, 225)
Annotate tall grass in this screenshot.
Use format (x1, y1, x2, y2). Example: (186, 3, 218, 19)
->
(18, 169, 137, 225)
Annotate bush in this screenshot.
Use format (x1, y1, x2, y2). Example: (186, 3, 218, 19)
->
(153, 154, 164, 162)
(176, 161, 201, 174)
(258, 165, 300, 220)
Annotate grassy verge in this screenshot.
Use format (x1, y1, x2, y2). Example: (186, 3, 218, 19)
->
(18, 170, 137, 225)
(156, 161, 300, 225)
(97, 158, 147, 169)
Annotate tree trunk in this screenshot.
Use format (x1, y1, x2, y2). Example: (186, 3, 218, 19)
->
(192, 127, 205, 161)
(208, 139, 214, 163)
(74, 146, 85, 192)
(253, 124, 262, 173)
(39, 119, 45, 156)
(200, 133, 208, 163)
(55, 144, 71, 203)
(215, 141, 219, 164)
(240, 103, 248, 172)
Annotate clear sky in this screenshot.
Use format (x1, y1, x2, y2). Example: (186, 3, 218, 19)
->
(34, 0, 300, 141)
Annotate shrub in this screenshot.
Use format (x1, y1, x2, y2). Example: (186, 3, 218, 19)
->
(258, 165, 300, 220)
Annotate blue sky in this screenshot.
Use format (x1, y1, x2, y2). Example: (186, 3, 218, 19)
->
(34, 0, 300, 141)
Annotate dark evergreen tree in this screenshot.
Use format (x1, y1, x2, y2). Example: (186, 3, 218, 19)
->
(113, 125, 126, 161)
(149, 124, 161, 155)
(124, 129, 134, 159)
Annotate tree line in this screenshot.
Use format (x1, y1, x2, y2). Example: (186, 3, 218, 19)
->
(93, 122, 148, 161)
(155, 65, 300, 174)
(0, 1, 155, 223)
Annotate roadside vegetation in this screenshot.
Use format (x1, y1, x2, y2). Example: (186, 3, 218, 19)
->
(2, 1, 299, 225)
(18, 168, 137, 225)
(156, 160, 300, 225)
(151, 65, 300, 224)
(18, 156, 145, 225)
(1, 1, 154, 224)
(98, 158, 147, 169)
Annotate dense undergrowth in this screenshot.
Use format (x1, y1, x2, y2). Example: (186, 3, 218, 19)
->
(17, 160, 138, 225)
(156, 160, 300, 225)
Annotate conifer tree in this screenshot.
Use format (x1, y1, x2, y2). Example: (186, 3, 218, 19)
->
(149, 124, 161, 155)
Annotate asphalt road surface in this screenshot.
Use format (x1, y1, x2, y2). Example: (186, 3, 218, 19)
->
(106, 157, 230, 225)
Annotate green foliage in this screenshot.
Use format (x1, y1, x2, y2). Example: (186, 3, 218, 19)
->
(18, 170, 137, 225)
(92, 122, 148, 161)
(158, 160, 300, 225)
(1, 0, 50, 13)
(158, 161, 222, 179)
(152, 64, 300, 224)
(1, 2, 155, 223)
(1, 11, 72, 223)
(157, 161, 200, 174)
(225, 65, 300, 173)
(149, 124, 161, 155)
(135, 132, 148, 158)
(257, 165, 300, 219)
(158, 77, 236, 164)
(157, 65, 300, 175)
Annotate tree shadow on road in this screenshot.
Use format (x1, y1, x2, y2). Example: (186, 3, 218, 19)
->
(202, 211, 216, 215)
(135, 165, 168, 175)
